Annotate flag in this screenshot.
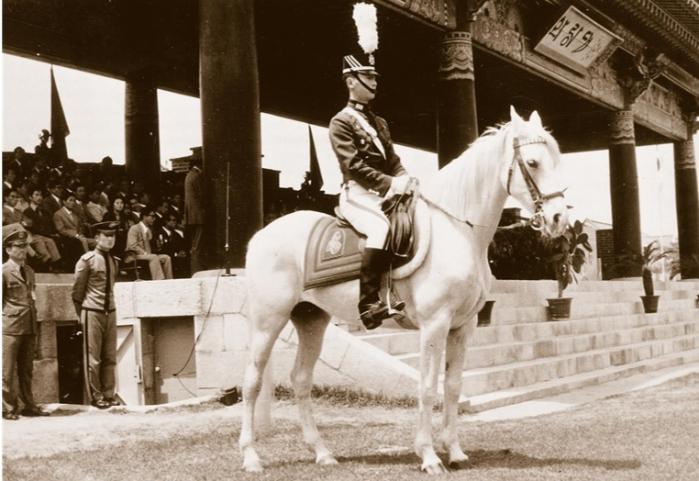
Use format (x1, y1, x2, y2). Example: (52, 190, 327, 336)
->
(50, 67, 70, 161)
(308, 125, 323, 192)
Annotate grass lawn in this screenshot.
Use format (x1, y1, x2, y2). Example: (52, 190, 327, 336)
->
(3, 375, 699, 481)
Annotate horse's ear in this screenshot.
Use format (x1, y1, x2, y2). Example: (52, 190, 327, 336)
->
(529, 110, 543, 129)
(510, 105, 525, 133)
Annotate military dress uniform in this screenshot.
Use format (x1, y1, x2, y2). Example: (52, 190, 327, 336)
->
(2, 230, 48, 419)
(72, 222, 119, 408)
(329, 52, 409, 329)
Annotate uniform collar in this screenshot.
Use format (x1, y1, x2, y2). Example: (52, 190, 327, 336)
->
(347, 100, 370, 112)
(6, 258, 23, 273)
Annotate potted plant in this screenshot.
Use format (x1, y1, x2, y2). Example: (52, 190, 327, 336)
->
(546, 220, 592, 320)
(618, 241, 668, 313)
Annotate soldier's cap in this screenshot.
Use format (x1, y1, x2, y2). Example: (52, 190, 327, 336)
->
(92, 221, 119, 235)
(342, 53, 379, 76)
(3, 229, 28, 247)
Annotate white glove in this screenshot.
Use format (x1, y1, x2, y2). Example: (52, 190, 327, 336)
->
(388, 175, 410, 197)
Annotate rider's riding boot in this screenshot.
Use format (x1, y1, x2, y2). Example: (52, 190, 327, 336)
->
(359, 248, 405, 330)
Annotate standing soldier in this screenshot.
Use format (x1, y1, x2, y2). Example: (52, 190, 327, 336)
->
(329, 3, 411, 329)
(72, 221, 120, 409)
(2, 229, 49, 419)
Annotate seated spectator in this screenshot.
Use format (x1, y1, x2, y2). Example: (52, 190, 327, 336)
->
(155, 213, 188, 278)
(103, 196, 134, 259)
(128, 197, 144, 221)
(4, 212, 60, 271)
(27, 170, 43, 193)
(3, 189, 23, 226)
(53, 191, 93, 254)
(170, 193, 183, 218)
(42, 179, 64, 217)
(3, 166, 18, 190)
(97, 181, 111, 209)
(9, 147, 28, 177)
(22, 190, 61, 269)
(126, 208, 173, 280)
(86, 188, 107, 224)
(72, 184, 90, 231)
(153, 200, 170, 231)
(14, 194, 30, 218)
(24, 189, 56, 237)
(97, 156, 114, 184)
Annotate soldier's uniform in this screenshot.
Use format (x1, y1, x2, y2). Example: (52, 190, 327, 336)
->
(329, 50, 409, 330)
(2, 230, 48, 419)
(72, 221, 118, 408)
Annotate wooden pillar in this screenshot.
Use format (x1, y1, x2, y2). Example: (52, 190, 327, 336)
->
(437, 1, 481, 168)
(199, 0, 262, 269)
(673, 112, 699, 279)
(608, 109, 642, 277)
(125, 72, 161, 198)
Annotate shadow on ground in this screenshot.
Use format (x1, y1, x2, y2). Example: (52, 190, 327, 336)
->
(328, 448, 641, 471)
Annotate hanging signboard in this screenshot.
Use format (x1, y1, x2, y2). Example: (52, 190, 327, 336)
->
(534, 6, 622, 74)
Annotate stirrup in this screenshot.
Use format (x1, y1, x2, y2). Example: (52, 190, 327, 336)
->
(360, 302, 390, 330)
(384, 290, 406, 316)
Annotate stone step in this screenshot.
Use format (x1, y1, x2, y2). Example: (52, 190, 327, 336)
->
(360, 309, 699, 356)
(490, 298, 697, 324)
(460, 348, 699, 413)
(488, 287, 695, 308)
(395, 318, 699, 370)
(458, 334, 699, 396)
(490, 279, 699, 294)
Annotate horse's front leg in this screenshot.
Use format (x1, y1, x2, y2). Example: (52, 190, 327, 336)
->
(414, 317, 450, 475)
(439, 321, 471, 469)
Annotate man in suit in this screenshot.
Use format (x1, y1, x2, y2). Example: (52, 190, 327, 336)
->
(3, 189, 23, 226)
(72, 221, 121, 409)
(2, 230, 50, 419)
(329, 51, 410, 330)
(156, 213, 188, 278)
(41, 179, 64, 218)
(184, 157, 204, 274)
(53, 191, 92, 253)
(126, 208, 173, 280)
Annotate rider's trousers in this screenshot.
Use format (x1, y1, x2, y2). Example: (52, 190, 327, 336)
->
(338, 181, 390, 249)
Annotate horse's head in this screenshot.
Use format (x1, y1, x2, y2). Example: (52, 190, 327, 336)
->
(501, 106, 568, 238)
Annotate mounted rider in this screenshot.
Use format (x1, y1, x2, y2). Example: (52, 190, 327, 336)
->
(329, 3, 411, 330)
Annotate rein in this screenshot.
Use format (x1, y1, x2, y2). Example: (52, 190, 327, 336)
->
(421, 135, 566, 230)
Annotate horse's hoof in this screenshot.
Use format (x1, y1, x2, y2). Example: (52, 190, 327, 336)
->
(316, 454, 339, 466)
(449, 458, 471, 470)
(242, 460, 264, 473)
(420, 460, 448, 475)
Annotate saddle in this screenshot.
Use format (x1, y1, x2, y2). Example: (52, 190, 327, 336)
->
(303, 189, 419, 290)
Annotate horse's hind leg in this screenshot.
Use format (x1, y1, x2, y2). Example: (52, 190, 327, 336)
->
(239, 309, 289, 472)
(290, 302, 338, 466)
(439, 322, 470, 469)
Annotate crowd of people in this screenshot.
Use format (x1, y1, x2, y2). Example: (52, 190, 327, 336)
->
(2, 130, 193, 280)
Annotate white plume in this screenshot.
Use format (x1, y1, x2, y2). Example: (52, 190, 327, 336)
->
(352, 3, 378, 54)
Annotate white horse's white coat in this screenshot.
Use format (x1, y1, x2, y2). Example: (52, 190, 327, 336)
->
(239, 108, 569, 474)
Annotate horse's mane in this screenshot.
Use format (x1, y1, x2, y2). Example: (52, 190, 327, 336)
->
(422, 120, 560, 225)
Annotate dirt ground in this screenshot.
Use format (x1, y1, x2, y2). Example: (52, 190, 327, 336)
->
(3, 376, 699, 481)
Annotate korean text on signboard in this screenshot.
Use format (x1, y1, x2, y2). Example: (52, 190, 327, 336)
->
(534, 6, 622, 74)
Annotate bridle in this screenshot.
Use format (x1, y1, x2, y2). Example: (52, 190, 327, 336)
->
(506, 136, 567, 230)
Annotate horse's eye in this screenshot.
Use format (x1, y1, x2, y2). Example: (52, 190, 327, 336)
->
(526, 159, 538, 168)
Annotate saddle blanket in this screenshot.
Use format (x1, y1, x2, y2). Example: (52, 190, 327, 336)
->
(303, 217, 365, 290)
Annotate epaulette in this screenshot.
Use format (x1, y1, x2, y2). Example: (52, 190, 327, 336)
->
(80, 251, 96, 262)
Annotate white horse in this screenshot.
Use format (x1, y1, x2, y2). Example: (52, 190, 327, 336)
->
(239, 107, 569, 474)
